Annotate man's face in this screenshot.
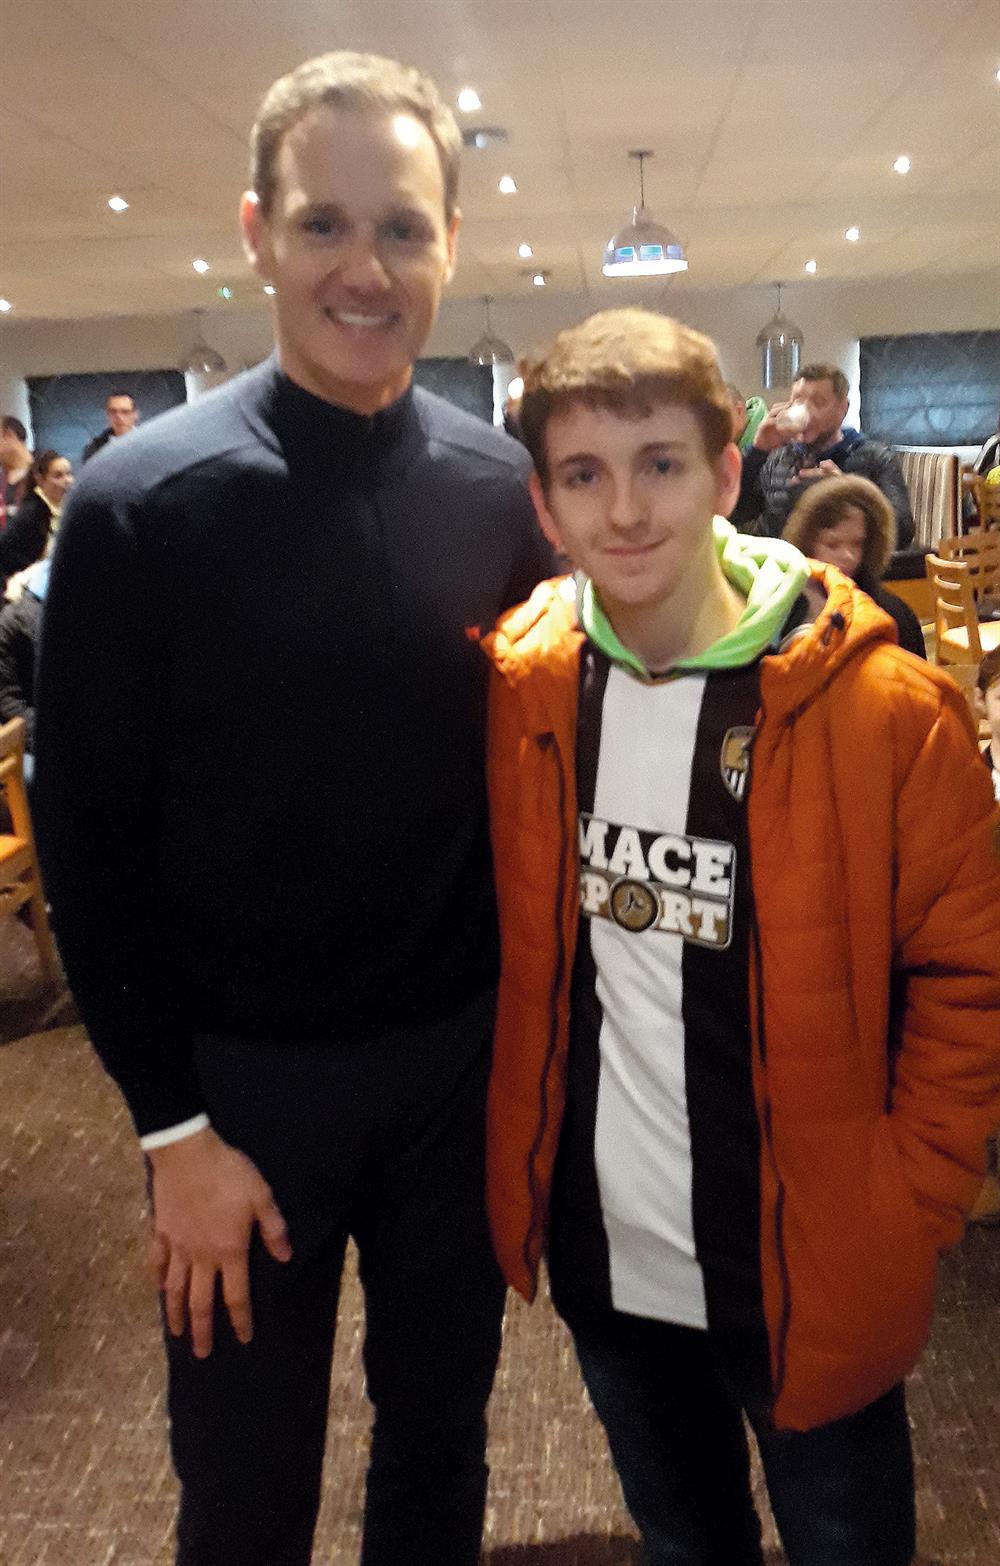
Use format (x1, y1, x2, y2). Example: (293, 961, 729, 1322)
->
(242, 105, 459, 414)
(975, 677, 1000, 741)
(106, 397, 137, 436)
(810, 504, 867, 579)
(531, 403, 740, 620)
(792, 376, 849, 446)
(0, 429, 18, 467)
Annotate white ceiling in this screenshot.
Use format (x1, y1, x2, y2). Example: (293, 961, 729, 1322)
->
(1, 0, 998, 321)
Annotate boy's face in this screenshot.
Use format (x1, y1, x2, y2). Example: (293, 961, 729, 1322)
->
(531, 402, 740, 617)
(975, 676, 1000, 738)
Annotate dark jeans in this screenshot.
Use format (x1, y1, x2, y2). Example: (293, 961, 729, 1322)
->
(569, 1311, 915, 1566)
(164, 991, 506, 1566)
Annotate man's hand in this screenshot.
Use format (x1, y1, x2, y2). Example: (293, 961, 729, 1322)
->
(146, 1126, 292, 1359)
(790, 460, 841, 487)
(751, 402, 793, 453)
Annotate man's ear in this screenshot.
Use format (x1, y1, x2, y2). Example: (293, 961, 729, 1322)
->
(529, 471, 564, 554)
(443, 208, 461, 285)
(240, 191, 271, 277)
(716, 441, 743, 519)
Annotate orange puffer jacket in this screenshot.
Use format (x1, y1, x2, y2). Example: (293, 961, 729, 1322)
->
(484, 568, 1000, 1432)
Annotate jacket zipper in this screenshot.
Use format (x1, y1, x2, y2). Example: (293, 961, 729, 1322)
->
(745, 718, 792, 1410)
(521, 729, 570, 1286)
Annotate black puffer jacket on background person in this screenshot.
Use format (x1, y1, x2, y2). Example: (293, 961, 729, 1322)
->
(736, 427, 914, 547)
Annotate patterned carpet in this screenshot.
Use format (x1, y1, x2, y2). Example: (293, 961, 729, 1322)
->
(0, 923, 997, 1565)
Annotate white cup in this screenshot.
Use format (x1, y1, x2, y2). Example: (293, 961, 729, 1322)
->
(775, 401, 809, 435)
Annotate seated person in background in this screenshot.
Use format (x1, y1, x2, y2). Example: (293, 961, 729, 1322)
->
(81, 391, 139, 463)
(782, 474, 926, 659)
(0, 556, 48, 784)
(725, 382, 767, 454)
(483, 306, 1000, 1566)
(0, 416, 33, 526)
(732, 362, 914, 549)
(0, 450, 73, 594)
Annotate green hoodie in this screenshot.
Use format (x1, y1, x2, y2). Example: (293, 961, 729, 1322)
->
(578, 515, 809, 680)
(738, 395, 768, 454)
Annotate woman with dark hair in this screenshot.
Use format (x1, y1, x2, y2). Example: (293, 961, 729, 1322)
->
(0, 449, 73, 593)
(783, 473, 926, 659)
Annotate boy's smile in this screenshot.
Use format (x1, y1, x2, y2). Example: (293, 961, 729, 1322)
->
(531, 403, 741, 624)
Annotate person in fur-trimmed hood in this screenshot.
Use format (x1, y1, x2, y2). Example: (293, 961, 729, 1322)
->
(483, 308, 1000, 1566)
(782, 471, 926, 658)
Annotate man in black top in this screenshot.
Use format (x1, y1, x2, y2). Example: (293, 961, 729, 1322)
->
(732, 363, 914, 548)
(81, 390, 138, 462)
(35, 51, 549, 1566)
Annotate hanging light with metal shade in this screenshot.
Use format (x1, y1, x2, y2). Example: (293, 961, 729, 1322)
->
(468, 296, 514, 366)
(180, 310, 227, 375)
(602, 151, 687, 278)
(755, 283, 803, 389)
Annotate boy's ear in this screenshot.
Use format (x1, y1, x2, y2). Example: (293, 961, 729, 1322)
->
(716, 441, 742, 518)
(529, 471, 565, 554)
(972, 686, 986, 718)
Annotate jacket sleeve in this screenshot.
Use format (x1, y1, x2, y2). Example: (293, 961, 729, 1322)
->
(0, 500, 48, 583)
(0, 600, 34, 741)
(887, 686, 1000, 1240)
(730, 444, 767, 531)
(33, 480, 203, 1138)
(871, 446, 915, 550)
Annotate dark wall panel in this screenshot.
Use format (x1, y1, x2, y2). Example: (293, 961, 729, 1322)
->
(860, 331, 1000, 447)
(27, 370, 187, 464)
(413, 357, 493, 421)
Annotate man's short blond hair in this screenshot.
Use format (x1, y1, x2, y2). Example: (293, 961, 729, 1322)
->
(518, 310, 734, 486)
(250, 51, 462, 220)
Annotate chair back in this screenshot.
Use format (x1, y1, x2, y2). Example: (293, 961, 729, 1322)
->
(924, 552, 983, 663)
(937, 530, 1000, 605)
(897, 450, 961, 551)
(0, 717, 60, 983)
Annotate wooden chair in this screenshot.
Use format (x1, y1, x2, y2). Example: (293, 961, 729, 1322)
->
(0, 717, 59, 985)
(962, 471, 1000, 530)
(937, 530, 1000, 613)
(924, 552, 1000, 667)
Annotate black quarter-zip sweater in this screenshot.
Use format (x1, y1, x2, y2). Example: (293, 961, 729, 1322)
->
(34, 358, 551, 1137)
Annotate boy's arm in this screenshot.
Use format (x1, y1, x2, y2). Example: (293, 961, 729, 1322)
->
(885, 686, 1000, 1242)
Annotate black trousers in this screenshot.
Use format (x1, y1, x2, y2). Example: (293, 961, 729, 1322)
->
(164, 991, 506, 1566)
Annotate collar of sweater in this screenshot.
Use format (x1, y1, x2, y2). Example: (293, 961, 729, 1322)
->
(266, 358, 421, 479)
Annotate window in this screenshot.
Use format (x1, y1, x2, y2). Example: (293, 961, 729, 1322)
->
(859, 332, 1000, 448)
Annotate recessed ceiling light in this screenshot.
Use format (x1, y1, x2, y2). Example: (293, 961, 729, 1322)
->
(263, 284, 276, 296)
(498, 175, 517, 195)
(108, 195, 129, 213)
(457, 87, 482, 114)
(193, 258, 210, 273)
(804, 259, 818, 274)
(532, 273, 546, 287)
(217, 285, 232, 300)
(844, 226, 860, 243)
(892, 155, 911, 175)
(0, 299, 12, 313)
(518, 242, 533, 259)
(995, 67, 1000, 82)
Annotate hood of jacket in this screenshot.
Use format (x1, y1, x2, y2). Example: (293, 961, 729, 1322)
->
(485, 538, 897, 728)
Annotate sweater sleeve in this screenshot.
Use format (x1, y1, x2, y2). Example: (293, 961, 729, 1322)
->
(884, 688, 1000, 1240)
(33, 480, 204, 1138)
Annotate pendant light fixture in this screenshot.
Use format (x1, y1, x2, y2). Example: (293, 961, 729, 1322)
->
(603, 151, 687, 278)
(180, 310, 227, 375)
(755, 283, 803, 390)
(468, 296, 514, 366)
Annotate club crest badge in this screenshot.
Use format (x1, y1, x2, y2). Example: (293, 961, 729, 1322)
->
(720, 726, 754, 802)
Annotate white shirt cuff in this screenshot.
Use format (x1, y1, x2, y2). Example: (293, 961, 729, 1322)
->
(140, 1113, 211, 1151)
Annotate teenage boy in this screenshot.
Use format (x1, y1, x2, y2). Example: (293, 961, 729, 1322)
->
(35, 50, 548, 1566)
(483, 308, 1000, 1566)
